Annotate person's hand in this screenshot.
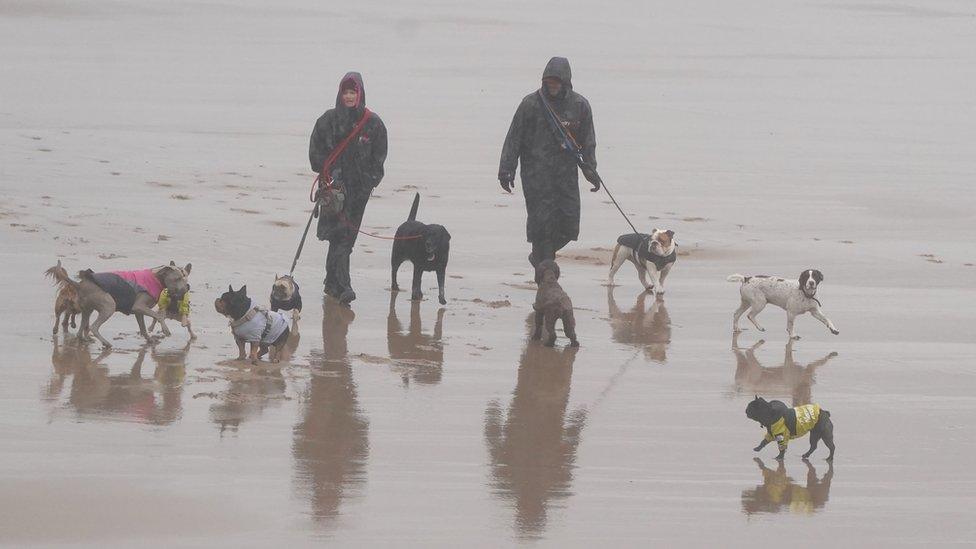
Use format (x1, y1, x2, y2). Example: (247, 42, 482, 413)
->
(499, 172, 515, 193)
(582, 164, 601, 192)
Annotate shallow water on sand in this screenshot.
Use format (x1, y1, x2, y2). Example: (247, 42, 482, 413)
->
(2, 0, 976, 546)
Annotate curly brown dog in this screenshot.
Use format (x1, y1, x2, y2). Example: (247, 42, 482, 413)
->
(45, 260, 81, 334)
(532, 260, 579, 348)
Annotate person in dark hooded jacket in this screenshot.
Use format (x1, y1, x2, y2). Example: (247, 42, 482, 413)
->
(309, 72, 388, 305)
(499, 57, 600, 268)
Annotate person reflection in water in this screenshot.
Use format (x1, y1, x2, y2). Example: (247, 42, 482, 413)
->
(732, 336, 837, 406)
(741, 458, 833, 515)
(387, 292, 446, 387)
(484, 313, 587, 539)
(48, 336, 188, 425)
(293, 300, 368, 525)
(607, 287, 671, 363)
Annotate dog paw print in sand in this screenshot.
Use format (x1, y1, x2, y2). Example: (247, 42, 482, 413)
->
(170, 194, 191, 201)
(919, 254, 944, 264)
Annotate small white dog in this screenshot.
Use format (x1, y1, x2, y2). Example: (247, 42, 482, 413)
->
(608, 229, 676, 294)
(728, 269, 839, 339)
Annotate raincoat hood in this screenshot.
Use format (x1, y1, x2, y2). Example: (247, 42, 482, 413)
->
(542, 57, 573, 90)
(335, 71, 367, 121)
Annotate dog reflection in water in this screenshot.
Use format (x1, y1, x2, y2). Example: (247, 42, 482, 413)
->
(47, 335, 188, 425)
(607, 287, 671, 363)
(484, 313, 586, 539)
(387, 292, 445, 386)
(732, 336, 837, 406)
(742, 458, 833, 515)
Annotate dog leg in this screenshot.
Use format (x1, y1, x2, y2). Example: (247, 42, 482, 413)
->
(732, 299, 749, 333)
(802, 431, 821, 459)
(132, 299, 171, 337)
(647, 267, 662, 295)
(810, 307, 839, 335)
(135, 313, 152, 341)
(562, 311, 580, 347)
(70, 313, 77, 329)
(544, 313, 558, 347)
(753, 438, 770, 452)
(148, 317, 158, 334)
(52, 308, 62, 335)
(183, 315, 196, 340)
(747, 300, 767, 332)
(787, 312, 800, 340)
(89, 306, 115, 349)
(637, 264, 653, 292)
(410, 264, 424, 302)
(436, 268, 447, 305)
(532, 309, 544, 341)
(249, 342, 259, 365)
(391, 255, 403, 292)
(820, 415, 836, 461)
(607, 245, 626, 286)
(79, 309, 92, 341)
(658, 263, 672, 294)
(235, 337, 246, 360)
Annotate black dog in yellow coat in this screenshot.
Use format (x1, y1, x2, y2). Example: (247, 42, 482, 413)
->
(746, 396, 835, 461)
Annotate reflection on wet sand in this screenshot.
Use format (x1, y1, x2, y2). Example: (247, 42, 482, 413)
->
(387, 293, 445, 386)
(293, 300, 368, 525)
(732, 336, 837, 405)
(209, 329, 300, 434)
(607, 288, 671, 363)
(484, 314, 586, 539)
(742, 458, 833, 515)
(47, 335, 188, 425)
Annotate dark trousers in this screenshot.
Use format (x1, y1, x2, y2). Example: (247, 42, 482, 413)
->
(324, 239, 353, 298)
(529, 237, 571, 268)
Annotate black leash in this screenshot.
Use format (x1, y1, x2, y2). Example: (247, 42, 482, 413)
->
(289, 201, 319, 276)
(537, 90, 640, 235)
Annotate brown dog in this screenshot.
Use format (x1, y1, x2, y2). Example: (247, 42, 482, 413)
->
(45, 260, 81, 334)
(532, 260, 579, 347)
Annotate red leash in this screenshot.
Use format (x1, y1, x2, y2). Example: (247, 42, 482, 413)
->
(308, 109, 420, 241)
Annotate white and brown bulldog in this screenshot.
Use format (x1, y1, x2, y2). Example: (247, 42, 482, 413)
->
(608, 229, 677, 294)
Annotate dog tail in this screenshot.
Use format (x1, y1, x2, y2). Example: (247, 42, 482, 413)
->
(408, 192, 420, 222)
(44, 260, 79, 290)
(727, 273, 747, 283)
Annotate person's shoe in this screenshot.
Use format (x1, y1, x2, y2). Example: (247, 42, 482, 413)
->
(339, 289, 356, 306)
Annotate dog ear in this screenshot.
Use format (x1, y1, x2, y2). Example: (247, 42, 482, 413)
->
(184, 263, 192, 275)
(228, 284, 234, 293)
(813, 270, 823, 283)
(666, 230, 675, 238)
(170, 260, 176, 266)
(239, 285, 247, 295)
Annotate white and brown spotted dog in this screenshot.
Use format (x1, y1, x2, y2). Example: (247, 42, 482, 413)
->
(728, 270, 839, 340)
(608, 229, 677, 294)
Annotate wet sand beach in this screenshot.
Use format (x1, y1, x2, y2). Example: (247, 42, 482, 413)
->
(2, 0, 976, 546)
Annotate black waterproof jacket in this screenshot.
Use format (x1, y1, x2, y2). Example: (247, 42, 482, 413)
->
(499, 57, 597, 243)
(310, 72, 388, 244)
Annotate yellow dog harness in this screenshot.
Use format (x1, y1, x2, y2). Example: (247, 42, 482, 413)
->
(158, 289, 190, 316)
(764, 404, 821, 451)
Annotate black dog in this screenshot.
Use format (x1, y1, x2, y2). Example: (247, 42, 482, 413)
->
(391, 193, 451, 305)
(215, 285, 291, 363)
(745, 396, 835, 461)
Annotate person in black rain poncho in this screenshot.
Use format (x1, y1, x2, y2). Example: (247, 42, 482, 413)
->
(309, 72, 388, 305)
(499, 57, 600, 268)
